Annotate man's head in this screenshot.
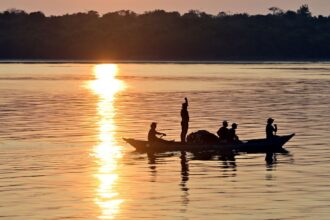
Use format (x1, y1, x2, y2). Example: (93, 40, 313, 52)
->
(151, 122, 157, 129)
(267, 118, 274, 124)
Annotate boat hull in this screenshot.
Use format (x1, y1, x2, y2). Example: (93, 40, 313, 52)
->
(123, 133, 294, 154)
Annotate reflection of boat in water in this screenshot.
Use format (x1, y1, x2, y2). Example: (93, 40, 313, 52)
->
(123, 133, 294, 154)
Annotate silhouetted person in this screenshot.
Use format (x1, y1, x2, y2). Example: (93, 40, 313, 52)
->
(266, 118, 277, 139)
(228, 123, 239, 143)
(217, 120, 229, 142)
(148, 122, 166, 143)
(180, 97, 189, 143)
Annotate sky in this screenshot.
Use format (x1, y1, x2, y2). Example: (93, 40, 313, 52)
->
(0, 0, 329, 16)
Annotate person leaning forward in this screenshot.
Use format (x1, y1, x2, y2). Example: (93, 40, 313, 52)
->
(228, 123, 239, 143)
(148, 122, 166, 143)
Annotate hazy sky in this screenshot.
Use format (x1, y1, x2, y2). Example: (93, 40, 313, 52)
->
(0, 0, 329, 16)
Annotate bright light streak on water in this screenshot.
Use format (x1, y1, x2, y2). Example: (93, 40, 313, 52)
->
(89, 64, 125, 219)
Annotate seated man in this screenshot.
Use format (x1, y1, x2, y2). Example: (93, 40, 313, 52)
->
(228, 123, 239, 143)
(148, 122, 167, 143)
(217, 120, 229, 142)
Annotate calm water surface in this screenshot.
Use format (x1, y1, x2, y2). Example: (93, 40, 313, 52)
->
(0, 63, 329, 219)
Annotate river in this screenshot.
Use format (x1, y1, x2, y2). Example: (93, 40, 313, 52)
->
(0, 62, 329, 219)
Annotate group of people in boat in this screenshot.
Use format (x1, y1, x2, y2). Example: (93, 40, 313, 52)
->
(217, 120, 239, 143)
(148, 97, 278, 143)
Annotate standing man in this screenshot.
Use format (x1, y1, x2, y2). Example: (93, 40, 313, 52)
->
(181, 97, 189, 143)
(266, 118, 277, 139)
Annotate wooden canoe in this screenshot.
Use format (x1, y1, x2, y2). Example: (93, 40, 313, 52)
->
(123, 133, 294, 153)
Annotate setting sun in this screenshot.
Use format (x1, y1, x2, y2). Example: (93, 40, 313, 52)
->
(89, 64, 125, 99)
(94, 64, 118, 81)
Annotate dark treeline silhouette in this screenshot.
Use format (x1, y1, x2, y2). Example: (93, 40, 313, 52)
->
(1, 5, 330, 60)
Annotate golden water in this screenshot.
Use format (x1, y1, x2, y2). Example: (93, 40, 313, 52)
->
(0, 63, 329, 219)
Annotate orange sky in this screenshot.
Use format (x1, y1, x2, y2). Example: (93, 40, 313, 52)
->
(0, 0, 329, 15)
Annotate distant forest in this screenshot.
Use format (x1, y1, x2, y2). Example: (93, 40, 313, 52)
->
(0, 5, 330, 60)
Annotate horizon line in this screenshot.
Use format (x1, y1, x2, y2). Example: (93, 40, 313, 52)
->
(1, 5, 328, 17)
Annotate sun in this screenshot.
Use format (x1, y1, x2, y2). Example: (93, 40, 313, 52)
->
(94, 64, 118, 81)
(89, 64, 125, 99)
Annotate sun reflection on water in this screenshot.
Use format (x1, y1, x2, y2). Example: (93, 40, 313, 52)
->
(89, 64, 125, 219)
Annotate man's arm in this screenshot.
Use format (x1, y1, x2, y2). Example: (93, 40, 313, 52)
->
(274, 124, 278, 133)
(156, 131, 166, 136)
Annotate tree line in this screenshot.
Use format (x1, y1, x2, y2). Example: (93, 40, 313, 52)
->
(0, 5, 329, 60)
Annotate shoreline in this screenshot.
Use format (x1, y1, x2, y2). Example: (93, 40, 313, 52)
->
(1, 59, 330, 64)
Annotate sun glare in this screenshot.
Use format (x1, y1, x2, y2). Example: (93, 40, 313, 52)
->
(89, 64, 125, 100)
(88, 64, 125, 219)
(94, 64, 118, 81)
